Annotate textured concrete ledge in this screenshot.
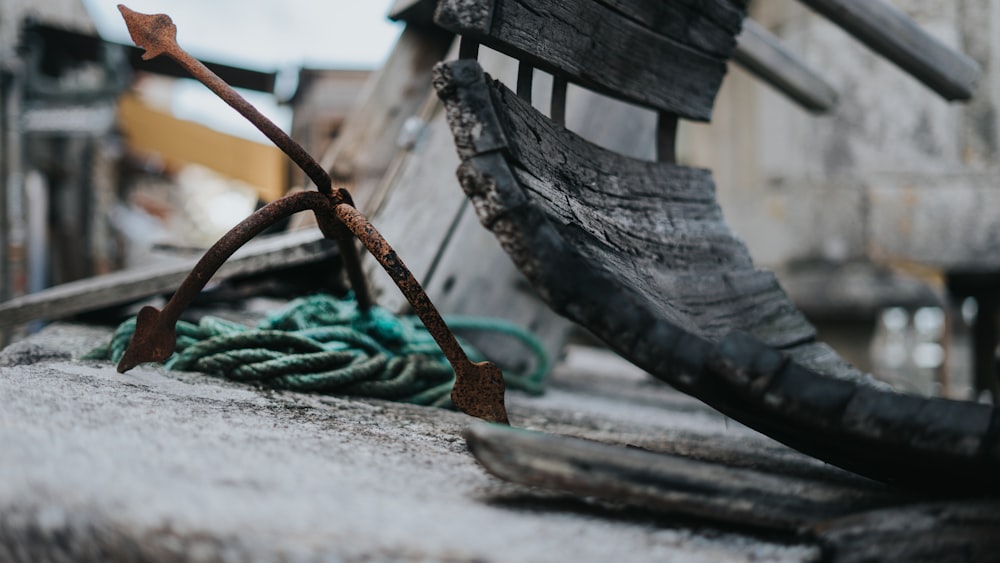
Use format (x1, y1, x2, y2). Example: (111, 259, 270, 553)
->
(0, 324, 819, 562)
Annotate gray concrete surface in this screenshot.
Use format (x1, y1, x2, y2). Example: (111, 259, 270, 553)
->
(0, 323, 821, 562)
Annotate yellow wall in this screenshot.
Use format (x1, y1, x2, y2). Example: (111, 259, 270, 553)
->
(118, 93, 286, 202)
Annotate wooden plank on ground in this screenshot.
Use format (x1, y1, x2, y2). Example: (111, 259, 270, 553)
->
(796, 0, 980, 100)
(468, 424, 1000, 560)
(465, 424, 906, 531)
(0, 229, 334, 329)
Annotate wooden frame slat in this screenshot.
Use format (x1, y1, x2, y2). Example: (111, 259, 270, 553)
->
(796, 0, 980, 100)
(433, 0, 745, 120)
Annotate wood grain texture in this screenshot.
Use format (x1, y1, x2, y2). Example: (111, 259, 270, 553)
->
(318, 24, 454, 214)
(434, 59, 1000, 492)
(433, 0, 747, 120)
(465, 424, 906, 531)
(797, 0, 980, 100)
(596, 0, 746, 58)
(436, 59, 815, 350)
(467, 424, 1000, 559)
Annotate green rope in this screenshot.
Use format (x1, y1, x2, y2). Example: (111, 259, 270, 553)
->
(86, 293, 549, 408)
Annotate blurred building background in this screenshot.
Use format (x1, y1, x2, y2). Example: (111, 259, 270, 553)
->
(0, 0, 383, 303)
(1, 0, 122, 298)
(679, 0, 1000, 400)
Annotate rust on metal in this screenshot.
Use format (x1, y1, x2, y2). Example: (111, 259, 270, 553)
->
(117, 191, 335, 372)
(335, 204, 508, 424)
(115, 5, 508, 423)
(118, 5, 334, 197)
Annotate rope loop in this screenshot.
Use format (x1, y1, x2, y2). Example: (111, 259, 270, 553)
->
(86, 293, 549, 408)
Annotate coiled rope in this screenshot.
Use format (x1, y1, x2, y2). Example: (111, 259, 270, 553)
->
(86, 293, 549, 409)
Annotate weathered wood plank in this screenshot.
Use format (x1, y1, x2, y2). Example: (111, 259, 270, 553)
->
(732, 18, 839, 113)
(796, 0, 980, 100)
(595, 0, 746, 58)
(465, 424, 905, 531)
(813, 502, 1000, 562)
(0, 229, 336, 329)
(433, 0, 746, 120)
(469, 426, 1000, 560)
(318, 23, 454, 214)
(421, 48, 680, 370)
(716, 337, 997, 490)
(361, 96, 468, 313)
(434, 59, 1000, 492)
(438, 60, 816, 349)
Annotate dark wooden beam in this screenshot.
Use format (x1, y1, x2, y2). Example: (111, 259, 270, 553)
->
(465, 424, 906, 531)
(796, 0, 980, 100)
(434, 0, 744, 121)
(732, 18, 839, 113)
(436, 60, 1000, 492)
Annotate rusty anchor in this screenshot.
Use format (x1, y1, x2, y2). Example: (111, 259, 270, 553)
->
(115, 5, 508, 424)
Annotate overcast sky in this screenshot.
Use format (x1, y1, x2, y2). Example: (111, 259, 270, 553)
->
(82, 1, 402, 141)
(83, 0, 401, 70)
